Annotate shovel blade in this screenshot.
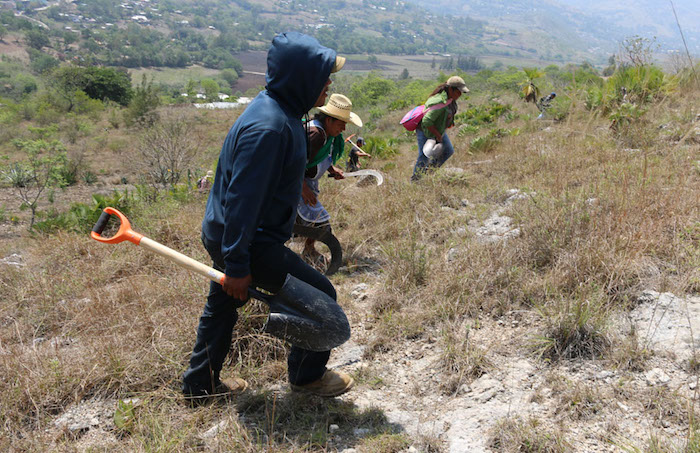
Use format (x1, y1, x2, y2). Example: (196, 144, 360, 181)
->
(262, 274, 351, 351)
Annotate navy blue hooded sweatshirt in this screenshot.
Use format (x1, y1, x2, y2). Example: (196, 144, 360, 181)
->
(202, 32, 336, 278)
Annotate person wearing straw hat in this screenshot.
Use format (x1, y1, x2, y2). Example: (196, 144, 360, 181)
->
(298, 93, 362, 262)
(183, 32, 354, 405)
(411, 75, 469, 181)
(197, 170, 214, 193)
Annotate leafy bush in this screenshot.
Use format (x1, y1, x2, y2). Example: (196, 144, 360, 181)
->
(363, 136, 399, 159)
(587, 65, 671, 112)
(2, 138, 68, 228)
(349, 74, 395, 108)
(125, 75, 160, 127)
(33, 191, 134, 234)
(455, 102, 513, 127)
(50, 65, 133, 109)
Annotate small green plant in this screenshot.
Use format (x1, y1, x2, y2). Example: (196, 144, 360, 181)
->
(2, 139, 68, 229)
(521, 68, 544, 103)
(33, 191, 133, 234)
(82, 171, 97, 185)
(532, 297, 612, 361)
(455, 101, 513, 127)
(363, 136, 399, 159)
(469, 135, 498, 153)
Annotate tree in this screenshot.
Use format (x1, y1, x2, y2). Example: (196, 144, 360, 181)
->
(2, 139, 68, 229)
(63, 31, 78, 49)
(399, 68, 409, 80)
(29, 49, 58, 74)
(51, 65, 132, 108)
(0, 24, 7, 42)
(83, 67, 133, 106)
(25, 29, 50, 50)
(126, 75, 160, 127)
(220, 69, 238, 88)
(521, 67, 544, 103)
(138, 112, 200, 189)
(184, 79, 197, 98)
(50, 65, 86, 111)
(618, 35, 658, 68)
(201, 79, 220, 100)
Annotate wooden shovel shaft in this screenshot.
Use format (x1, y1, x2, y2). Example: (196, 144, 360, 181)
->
(139, 237, 225, 285)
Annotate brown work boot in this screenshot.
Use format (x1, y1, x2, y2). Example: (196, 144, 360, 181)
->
(290, 370, 354, 397)
(184, 377, 248, 407)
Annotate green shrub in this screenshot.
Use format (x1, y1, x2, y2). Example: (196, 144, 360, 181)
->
(33, 191, 134, 234)
(363, 136, 399, 159)
(455, 101, 513, 127)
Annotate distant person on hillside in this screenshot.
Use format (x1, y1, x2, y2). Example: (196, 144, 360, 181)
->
(346, 136, 371, 172)
(182, 32, 354, 406)
(536, 92, 556, 119)
(411, 76, 468, 181)
(298, 93, 362, 263)
(197, 170, 214, 193)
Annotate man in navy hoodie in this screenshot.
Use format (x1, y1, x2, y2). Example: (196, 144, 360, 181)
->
(182, 32, 353, 404)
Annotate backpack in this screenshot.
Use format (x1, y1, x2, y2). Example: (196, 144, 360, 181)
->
(399, 99, 452, 131)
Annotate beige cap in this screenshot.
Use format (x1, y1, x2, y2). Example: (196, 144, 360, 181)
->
(446, 76, 470, 93)
(331, 55, 346, 73)
(205, 170, 214, 178)
(317, 93, 362, 127)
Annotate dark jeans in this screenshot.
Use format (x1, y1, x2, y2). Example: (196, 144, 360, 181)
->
(182, 236, 336, 395)
(411, 128, 455, 180)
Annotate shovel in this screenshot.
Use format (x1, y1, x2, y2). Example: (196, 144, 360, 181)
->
(91, 207, 350, 352)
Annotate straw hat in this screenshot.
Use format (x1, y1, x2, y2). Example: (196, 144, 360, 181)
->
(317, 94, 362, 127)
(331, 56, 346, 73)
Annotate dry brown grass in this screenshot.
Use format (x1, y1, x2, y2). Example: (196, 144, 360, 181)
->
(0, 74, 698, 450)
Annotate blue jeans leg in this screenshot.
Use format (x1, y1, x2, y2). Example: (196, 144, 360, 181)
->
(182, 237, 244, 396)
(432, 133, 454, 168)
(411, 129, 430, 180)
(248, 242, 335, 386)
(182, 238, 337, 394)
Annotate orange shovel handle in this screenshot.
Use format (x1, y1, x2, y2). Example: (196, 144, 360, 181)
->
(91, 207, 144, 245)
(91, 207, 225, 285)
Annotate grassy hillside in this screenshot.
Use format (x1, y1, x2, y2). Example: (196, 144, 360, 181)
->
(1, 47, 699, 451)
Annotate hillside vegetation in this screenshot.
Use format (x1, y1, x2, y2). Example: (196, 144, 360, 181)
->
(0, 45, 699, 452)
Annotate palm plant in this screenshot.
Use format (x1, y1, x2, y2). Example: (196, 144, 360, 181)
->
(521, 67, 544, 103)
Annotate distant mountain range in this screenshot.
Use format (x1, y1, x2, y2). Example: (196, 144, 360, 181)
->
(406, 0, 700, 60)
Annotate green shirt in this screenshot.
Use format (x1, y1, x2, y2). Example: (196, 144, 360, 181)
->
(420, 91, 454, 140)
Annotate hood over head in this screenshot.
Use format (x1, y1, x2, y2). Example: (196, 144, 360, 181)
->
(266, 32, 336, 117)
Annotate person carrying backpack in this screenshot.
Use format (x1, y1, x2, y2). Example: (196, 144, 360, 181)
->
(411, 76, 469, 181)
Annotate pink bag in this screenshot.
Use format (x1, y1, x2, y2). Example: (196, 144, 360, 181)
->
(399, 105, 427, 131)
(399, 99, 452, 131)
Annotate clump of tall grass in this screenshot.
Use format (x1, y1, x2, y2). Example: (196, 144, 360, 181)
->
(489, 416, 571, 452)
(438, 323, 492, 394)
(532, 295, 612, 361)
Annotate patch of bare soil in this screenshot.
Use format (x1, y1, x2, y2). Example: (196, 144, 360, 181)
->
(0, 35, 30, 62)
